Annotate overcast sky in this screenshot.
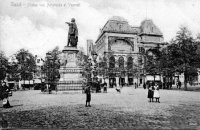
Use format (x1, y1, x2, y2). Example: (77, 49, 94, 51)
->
(0, 0, 200, 58)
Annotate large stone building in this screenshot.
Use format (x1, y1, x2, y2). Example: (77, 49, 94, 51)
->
(88, 16, 167, 87)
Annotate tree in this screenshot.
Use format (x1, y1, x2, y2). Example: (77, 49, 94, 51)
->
(15, 49, 36, 83)
(76, 47, 86, 67)
(0, 51, 8, 83)
(145, 46, 162, 81)
(82, 55, 92, 83)
(159, 42, 180, 88)
(42, 47, 61, 89)
(101, 56, 108, 80)
(195, 33, 200, 55)
(7, 56, 20, 82)
(167, 26, 200, 90)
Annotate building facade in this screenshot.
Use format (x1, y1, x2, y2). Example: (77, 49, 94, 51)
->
(88, 16, 167, 87)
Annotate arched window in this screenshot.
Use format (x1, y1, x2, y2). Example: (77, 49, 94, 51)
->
(118, 56, 124, 68)
(127, 57, 133, 70)
(109, 56, 115, 68)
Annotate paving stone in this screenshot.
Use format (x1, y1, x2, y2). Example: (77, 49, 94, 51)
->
(0, 88, 200, 129)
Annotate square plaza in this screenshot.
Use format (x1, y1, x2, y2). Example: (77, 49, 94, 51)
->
(1, 87, 200, 129)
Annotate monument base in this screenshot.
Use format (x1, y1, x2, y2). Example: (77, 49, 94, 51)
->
(58, 46, 83, 91)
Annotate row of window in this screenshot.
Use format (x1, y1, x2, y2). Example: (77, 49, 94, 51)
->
(109, 56, 134, 69)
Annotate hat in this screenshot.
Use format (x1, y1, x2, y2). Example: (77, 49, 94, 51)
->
(71, 18, 75, 22)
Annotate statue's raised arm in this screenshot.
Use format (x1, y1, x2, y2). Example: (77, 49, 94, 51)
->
(65, 22, 71, 25)
(66, 18, 78, 47)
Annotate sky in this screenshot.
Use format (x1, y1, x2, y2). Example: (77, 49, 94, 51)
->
(0, 0, 200, 58)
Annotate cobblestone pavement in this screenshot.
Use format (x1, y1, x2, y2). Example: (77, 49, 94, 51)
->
(1, 87, 200, 129)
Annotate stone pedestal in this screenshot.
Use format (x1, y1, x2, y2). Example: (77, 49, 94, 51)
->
(58, 46, 83, 91)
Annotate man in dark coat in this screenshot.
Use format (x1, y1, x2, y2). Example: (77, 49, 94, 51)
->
(143, 82, 146, 89)
(103, 82, 107, 93)
(178, 81, 182, 89)
(85, 85, 91, 107)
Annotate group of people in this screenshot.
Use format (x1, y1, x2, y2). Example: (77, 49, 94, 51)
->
(147, 82, 160, 103)
(0, 82, 12, 108)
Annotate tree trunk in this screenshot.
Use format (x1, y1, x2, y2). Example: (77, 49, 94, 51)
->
(184, 72, 187, 91)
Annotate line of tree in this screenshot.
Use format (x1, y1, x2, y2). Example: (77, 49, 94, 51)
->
(0, 49, 37, 89)
(15, 49, 37, 82)
(145, 26, 200, 90)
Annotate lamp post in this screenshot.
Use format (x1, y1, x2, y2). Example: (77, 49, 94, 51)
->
(20, 52, 28, 90)
(46, 52, 53, 93)
(92, 52, 98, 82)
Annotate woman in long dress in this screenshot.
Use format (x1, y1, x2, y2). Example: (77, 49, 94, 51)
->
(153, 84, 160, 103)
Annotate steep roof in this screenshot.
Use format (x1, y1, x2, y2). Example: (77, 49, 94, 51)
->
(96, 16, 139, 43)
(140, 19, 163, 36)
(101, 16, 139, 34)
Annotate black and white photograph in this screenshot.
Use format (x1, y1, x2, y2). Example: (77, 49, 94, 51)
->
(0, 0, 200, 129)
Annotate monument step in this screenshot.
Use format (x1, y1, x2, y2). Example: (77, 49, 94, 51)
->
(57, 85, 83, 91)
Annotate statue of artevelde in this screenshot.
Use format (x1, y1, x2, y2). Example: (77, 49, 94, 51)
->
(65, 18, 78, 47)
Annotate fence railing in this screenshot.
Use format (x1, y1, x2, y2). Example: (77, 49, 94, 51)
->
(57, 81, 83, 91)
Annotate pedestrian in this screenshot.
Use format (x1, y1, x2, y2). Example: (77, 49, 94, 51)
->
(176, 81, 179, 89)
(135, 82, 137, 89)
(41, 82, 45, 92)
(153, 83, 160, 103)
(103, 82, 107, 93)
(85, 85, 91, 107)
(2, 82, 12, 108)
(178, 81, 182, 89)
(143, 82, 146, 89)
(147, 82, 154, 102)
(95, 82, 98, 93)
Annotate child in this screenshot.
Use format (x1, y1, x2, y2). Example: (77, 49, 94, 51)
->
(153, 84, 160, 103)
(147, 82, 154, 102)
(147, 86, 154, 102)
(85, 85, 91, 107)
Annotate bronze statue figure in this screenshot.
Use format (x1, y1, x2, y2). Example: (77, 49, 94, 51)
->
(65, 18, 78, 47)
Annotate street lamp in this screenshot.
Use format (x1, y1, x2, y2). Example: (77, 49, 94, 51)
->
(91, 52, 98, 82)
(46, 52, 53, 93)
